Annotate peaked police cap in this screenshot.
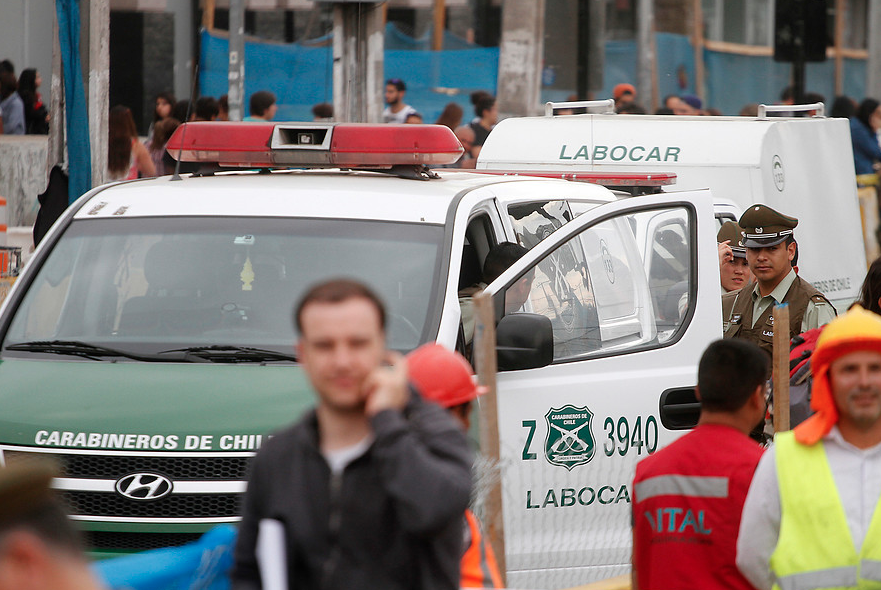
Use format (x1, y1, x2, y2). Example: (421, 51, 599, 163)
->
(717, 221, 747, 258)
(738, 204, 798, 248)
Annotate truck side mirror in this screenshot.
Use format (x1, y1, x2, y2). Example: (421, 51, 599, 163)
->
(496, 313, 553, 371)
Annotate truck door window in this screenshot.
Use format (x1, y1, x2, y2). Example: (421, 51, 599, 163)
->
(635, 209, 693, 341)
(498, 205, 693, 362)
(507, 201, 573, 249)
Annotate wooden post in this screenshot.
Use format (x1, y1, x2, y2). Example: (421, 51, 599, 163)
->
(203, 0, 216, 31)
(432, 0, 445, 52)
(473, 290, 506, 585)
(773, 303, 791, 433)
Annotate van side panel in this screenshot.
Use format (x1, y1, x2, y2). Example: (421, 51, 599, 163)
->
(479, 115, 866, 310)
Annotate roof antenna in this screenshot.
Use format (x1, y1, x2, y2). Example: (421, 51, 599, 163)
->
(172, 64, 200, 181)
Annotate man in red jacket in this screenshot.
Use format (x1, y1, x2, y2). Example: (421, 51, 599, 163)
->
(632, 338, 769, 590)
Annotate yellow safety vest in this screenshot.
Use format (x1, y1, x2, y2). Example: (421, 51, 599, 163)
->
(770, 431, 881, 590)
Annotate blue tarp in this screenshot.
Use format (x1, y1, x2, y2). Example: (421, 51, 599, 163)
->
(587, 33, 867, 114)
(200, 28, 498, 123)
(200, 28, 869, 120)
(94, 524, 236, 590)
(55, 0, 91, 204)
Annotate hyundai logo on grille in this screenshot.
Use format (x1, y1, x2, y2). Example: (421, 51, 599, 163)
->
(115, 473, 173, 501)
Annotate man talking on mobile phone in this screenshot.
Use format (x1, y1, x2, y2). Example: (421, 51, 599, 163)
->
(232, 278, 473, 590)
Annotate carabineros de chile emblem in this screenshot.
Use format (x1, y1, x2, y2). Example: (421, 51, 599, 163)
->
(544, 405, 595, 470)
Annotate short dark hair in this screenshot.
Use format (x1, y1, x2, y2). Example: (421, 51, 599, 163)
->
(171, 99, 191, 123)
(295, 279, 386, 333)
(312, 102, 333, 119)
(194, 96, 219, 121)
(249, 90, 277, 117)
(0, 71, 17, 99)
(386, 78, 406, 91)
(470, 90, 491, 106)
(483, 242, 528, 283)
(857, 98, 880, 131)
(475, 95, 496, 118)
(698, 339, 768, 412)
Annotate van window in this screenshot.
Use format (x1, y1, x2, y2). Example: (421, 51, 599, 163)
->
(498, 205, 693, 361)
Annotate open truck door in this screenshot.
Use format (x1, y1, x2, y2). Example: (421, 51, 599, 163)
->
(483, 189, 721, 589)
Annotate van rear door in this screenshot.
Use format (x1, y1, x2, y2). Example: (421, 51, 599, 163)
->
(483, 189, 720, 589)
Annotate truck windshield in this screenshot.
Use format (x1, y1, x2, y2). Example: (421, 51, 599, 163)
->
(2, 217, 444, 360)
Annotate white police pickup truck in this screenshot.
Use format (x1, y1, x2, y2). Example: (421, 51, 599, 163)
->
(0, 122, 721, 588)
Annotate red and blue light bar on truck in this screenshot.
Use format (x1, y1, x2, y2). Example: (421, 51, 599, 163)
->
(165, 122, 464, 169)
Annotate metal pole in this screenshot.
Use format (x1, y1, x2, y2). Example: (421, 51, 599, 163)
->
(636, 0, 654, 109)
(693, 0, 706, 103)
(587, 0, 605, 96)
(228, 0, 245, 122)
(834, 0, 845, 96)
(576, 0, 589, 99)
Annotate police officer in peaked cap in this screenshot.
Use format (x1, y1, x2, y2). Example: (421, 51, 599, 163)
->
(722, 204, 836, 358)
(717, 221, 752, 293)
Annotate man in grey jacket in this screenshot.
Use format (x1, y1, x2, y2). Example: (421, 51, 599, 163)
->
(232, 279, 473, 590)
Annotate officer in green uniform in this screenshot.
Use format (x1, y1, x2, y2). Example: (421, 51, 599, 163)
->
(722, 204, 836, 357)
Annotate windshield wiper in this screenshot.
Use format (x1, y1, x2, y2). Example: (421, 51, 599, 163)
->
(4, 340, 185, 362)
(157, 345, 297, 364)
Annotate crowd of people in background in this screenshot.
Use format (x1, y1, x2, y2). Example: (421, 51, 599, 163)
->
(0, 59, 49, 136)
(6, 55, 881, 181)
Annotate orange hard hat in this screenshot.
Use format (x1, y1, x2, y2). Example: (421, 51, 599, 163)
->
(406, 343, 487, 408)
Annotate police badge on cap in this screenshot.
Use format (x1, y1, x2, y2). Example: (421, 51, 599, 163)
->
(738, 204, 798, 248)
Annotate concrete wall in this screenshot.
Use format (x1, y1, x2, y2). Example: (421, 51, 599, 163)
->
(0, 0, 55, 99)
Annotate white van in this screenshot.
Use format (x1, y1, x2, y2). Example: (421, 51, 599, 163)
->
(477, 102, 867, 310)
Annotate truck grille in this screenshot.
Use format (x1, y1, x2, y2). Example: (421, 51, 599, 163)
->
(3, 450, 250, 480)
(61, 490, 242, 518)
(1, 446, 252, 552)
(86, 531, 203, 552)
